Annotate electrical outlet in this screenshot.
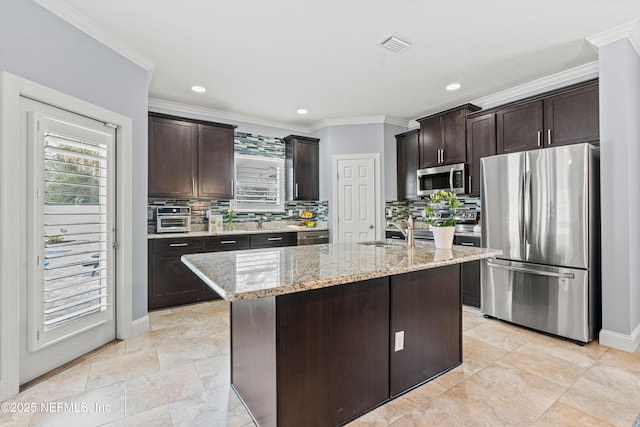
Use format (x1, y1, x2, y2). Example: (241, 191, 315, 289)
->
(288, 209, 293, 217)
(387, 208, 393, 217)
(394, 331, 404, 352)
(206, 209, 211, 219)
(421, 210, 426, 218)
(299, 209, 304, 216)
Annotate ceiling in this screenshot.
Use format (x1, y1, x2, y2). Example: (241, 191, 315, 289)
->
(43, 0, 640, 131)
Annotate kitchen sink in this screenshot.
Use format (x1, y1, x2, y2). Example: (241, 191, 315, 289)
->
(358, 240, 406, 248)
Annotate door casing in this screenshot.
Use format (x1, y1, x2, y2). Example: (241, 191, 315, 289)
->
(0, 72, 140, 400)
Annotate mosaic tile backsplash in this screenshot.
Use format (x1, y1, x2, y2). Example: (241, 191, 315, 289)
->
(385, 196, 481, 225)
(149, 131, 328, 232)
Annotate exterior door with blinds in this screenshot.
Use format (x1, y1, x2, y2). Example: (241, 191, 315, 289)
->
(19, 98, 116, 384)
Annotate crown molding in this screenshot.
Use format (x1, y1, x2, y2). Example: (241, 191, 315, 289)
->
(470, 61, 599, 109)
(33, 0, 155, 82)
(149, 98, 411, 134)
(586, 19, 640, 56)
(310, 115, 410, 132)
(148, 98, 313, 134)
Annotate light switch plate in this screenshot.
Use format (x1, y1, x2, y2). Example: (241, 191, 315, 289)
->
(394, 331, 404, 352)
(421, 210, 426, 218)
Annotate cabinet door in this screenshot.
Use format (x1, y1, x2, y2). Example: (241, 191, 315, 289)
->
(292, 139, 319, 200)
(396, 131, 419, 201)
(390, 265, 461, 396)
(148, 116, 196, 198)
(544, 83, 599, 147)
(466, 113, 496, 197)
(148, 239, 217, 310)
(197, 124, 235, 199)
(441, 109, 467, 164)
(496, 101, 543, 154)
(419, 116, 441, 168)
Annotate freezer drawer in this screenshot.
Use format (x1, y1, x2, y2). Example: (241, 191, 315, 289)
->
(481, 258, 593, 342)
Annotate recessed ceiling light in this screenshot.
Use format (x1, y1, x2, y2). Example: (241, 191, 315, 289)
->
(446, 83, 462, 91)
(296, 109, 308, 115)
(191, 85, 206, 93)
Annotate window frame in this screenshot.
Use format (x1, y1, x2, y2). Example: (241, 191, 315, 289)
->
(233, 154, 286, 212)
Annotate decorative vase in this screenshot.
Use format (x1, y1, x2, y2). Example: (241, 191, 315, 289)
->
(432, 226, 455, 249)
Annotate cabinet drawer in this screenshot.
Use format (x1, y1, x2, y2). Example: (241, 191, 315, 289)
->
(250, 232, 297, 248)
(205, 235, 250, 251)
(153, 237, 203, 252)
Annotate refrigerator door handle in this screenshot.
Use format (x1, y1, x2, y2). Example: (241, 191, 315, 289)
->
(487, 259, 575, 279)
(524, 170, 532, 244)
(519, 171, 525, 245)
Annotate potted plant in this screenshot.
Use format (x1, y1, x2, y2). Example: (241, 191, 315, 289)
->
(224, 208, 235, 230)
(424, 190, 460, 249)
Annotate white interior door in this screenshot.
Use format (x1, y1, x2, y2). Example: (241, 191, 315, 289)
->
(335, 156, 377, 243)
(19, 97, 116, 384)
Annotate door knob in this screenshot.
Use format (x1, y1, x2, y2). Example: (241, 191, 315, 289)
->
(369, 225, 374, 229)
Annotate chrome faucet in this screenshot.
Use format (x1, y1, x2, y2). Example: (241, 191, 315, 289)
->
(386, 217, 415, 248)
(258, 216, 268, 229)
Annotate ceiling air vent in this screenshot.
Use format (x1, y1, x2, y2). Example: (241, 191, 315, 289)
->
(380, 36, 411, 53)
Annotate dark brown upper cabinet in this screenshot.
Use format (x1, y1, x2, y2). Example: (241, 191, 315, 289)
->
(148, 113, 236, 199)
(496, 80, 599, 154)
(395, 129, 419, 201)
(284, 135, 320, 201)
(466, 113, 496, 197)
(543, 82, 599, 147)
(417, 104, 480, 169)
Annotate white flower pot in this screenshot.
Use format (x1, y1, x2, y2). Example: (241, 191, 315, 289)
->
(432, 226, 455, 249)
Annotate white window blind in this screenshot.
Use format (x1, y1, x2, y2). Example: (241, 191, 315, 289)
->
(234, 154, 285, 211)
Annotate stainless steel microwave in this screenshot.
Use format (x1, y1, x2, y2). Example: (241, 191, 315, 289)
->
(417, 163, 466, 197)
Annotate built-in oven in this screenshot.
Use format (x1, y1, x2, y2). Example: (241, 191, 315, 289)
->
(155, 206, 191, 233)
(417, 163, 466, 197)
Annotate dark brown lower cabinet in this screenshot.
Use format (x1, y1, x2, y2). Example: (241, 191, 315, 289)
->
(148, 239, 220, 310)
(390, 265, 462, 395)
(149, 232, 298, 310)
(230, 265, 463, 427)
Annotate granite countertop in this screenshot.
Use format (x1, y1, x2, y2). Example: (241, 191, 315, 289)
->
(182, 241, 501, 302)
(148, 226, 330, 239)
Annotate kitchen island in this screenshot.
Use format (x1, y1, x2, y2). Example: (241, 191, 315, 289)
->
(182, 241, 501, 427)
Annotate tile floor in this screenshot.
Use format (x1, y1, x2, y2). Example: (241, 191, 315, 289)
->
(1, 301, 639, 426)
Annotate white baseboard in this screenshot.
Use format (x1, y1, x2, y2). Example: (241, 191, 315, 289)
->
(120, 315, 149, 340)
(599, 322, 640, 352)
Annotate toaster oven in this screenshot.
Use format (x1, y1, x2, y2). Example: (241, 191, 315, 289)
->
(155, 206, 191, 233)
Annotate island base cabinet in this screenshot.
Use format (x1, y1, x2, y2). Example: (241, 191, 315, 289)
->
(390, 265, 462, 396)
(230, 267, 463, 426)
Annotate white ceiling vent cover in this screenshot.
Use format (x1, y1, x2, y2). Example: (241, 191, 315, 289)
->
(380, 36, 411, 53)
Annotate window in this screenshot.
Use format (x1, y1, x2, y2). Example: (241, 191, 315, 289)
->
(234, 154, 285, 212)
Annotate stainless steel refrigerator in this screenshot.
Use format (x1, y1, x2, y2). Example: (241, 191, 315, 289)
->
(480, 143, 600, 343)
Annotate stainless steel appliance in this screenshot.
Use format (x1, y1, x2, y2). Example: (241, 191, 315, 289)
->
(417, 163, 466, 197)
(155, 206, 191, 233)
(297, 230, 329, 245)
(480, 143, 600, 343)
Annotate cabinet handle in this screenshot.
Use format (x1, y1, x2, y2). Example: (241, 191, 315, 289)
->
(231, 179, 234, 196)
(192, 177, 195, 195)
(537, 131, 541, 147)
(169, 243, 189, 247)
(295, 183, 299, 198)
(547, 129, 552, 145)
(441, 149, 445, 164)
(267, 237, 283, 241)
(461, 242, 475, 246)
(221, 240, 237, 244)
(468, 176, 472, 193)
